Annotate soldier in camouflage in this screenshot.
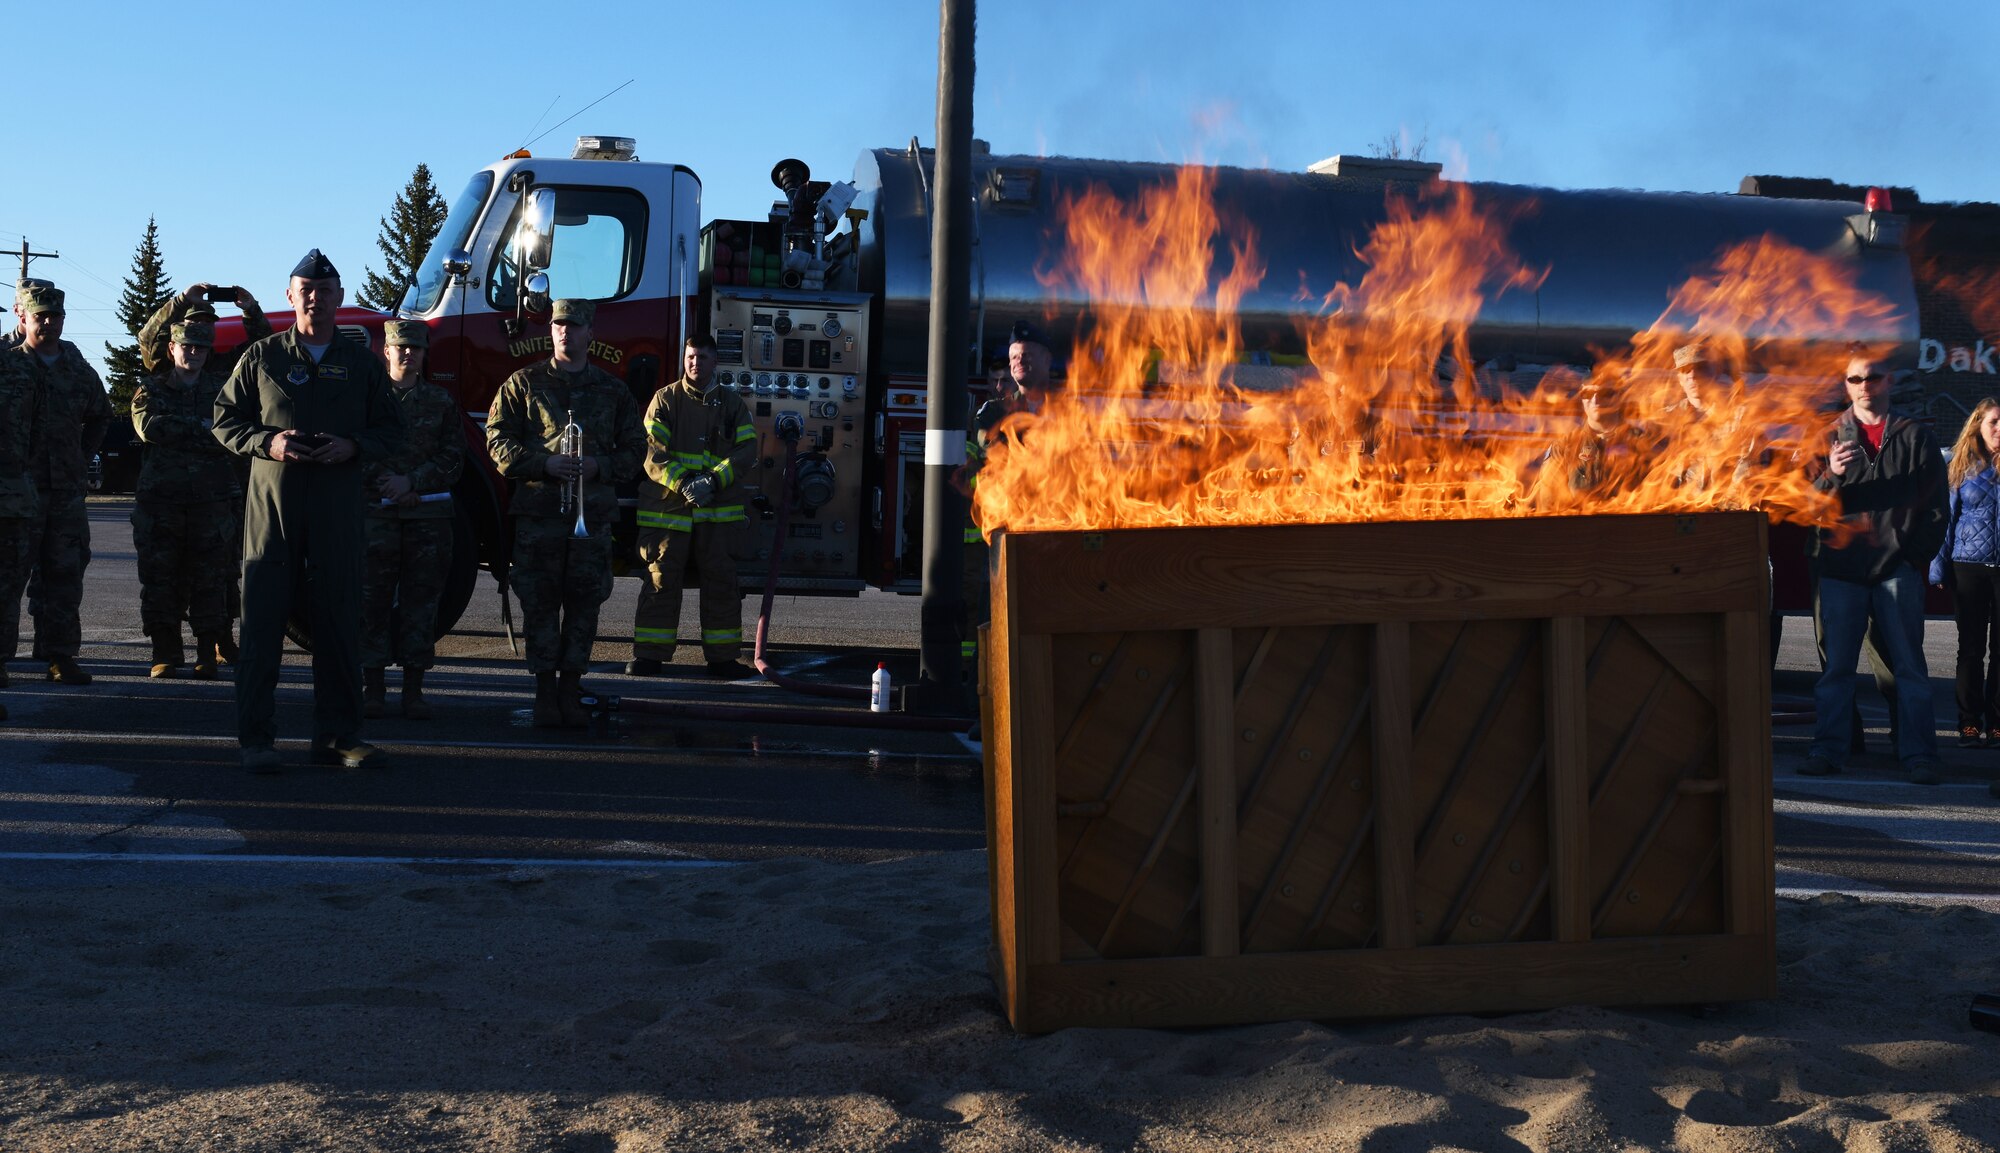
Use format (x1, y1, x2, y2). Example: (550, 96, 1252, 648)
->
(4, 284, 112, 685)
(0, 342, 41, 719)
(3, 279, 54, 352)
(131, 320, 241, 679)
(486, 299, 644, 728)
(626, 333, 757, 680)
(360, 320, 464, 720)
(140, 283, 271, 666)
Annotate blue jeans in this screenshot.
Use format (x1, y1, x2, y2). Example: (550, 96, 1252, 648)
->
(1812, 565, 1936, 765)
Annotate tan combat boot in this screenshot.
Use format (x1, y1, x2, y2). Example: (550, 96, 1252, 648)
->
(148, 630, 182, 679)
(533, 672, 562, 728)
(402, 668, 433, 720)
(191, 635, 223, 680)
(557, 670, 590, 728)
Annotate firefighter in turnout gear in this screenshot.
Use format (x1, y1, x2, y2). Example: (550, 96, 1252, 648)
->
(626, 334, 758, 680)
(131, 320, 241, 679)
(5, 283, 112, 685)
(486, 299, 645, 727)
(360, 320, 464, 720)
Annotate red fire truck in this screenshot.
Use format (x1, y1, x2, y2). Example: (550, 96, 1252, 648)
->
(213, 136, 1998, 635)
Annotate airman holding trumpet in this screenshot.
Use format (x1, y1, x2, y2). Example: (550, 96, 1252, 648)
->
(485, 298, 644, 727)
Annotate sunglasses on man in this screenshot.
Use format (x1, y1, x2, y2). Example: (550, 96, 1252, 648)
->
(1846, 372, 1886, 385)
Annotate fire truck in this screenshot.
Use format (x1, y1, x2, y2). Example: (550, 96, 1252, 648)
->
(214, 135, 2000, 635)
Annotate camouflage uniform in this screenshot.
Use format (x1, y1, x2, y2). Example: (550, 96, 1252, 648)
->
(360, 378, 464, 671)
(4, 330, 111, 663)
(212, 326, 403, 751)
(0, 353, 41, 711)
(487, 357, 644, 674)
(141, 294, 271, 629)
(131, 332, 241, 654)
(632, 377, 757, 663)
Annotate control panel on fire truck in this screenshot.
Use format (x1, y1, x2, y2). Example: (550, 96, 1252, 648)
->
(710, 288, 873, 591)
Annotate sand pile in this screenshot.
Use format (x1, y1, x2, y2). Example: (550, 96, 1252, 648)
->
(2, 851, 1997, 1151)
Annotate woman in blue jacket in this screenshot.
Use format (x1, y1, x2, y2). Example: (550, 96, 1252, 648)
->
(1932, 398, 2000, 763)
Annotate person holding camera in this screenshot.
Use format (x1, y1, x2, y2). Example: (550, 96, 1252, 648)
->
(359, 321, 463, 720)
(139, 283, 271, 668)
(626, 333, 757, 681)
(130, 319, 241, 680)
(212, 249, 402, 773)
(1800, 346, 1948, 782)
(3, 283, 112, 686)
(486, 299, 644, 727)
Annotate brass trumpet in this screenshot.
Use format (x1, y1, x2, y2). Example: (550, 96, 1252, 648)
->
(559, 409, 588, 538)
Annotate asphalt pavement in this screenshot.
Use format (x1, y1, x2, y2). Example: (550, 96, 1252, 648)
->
(2, 496, 1996, 909)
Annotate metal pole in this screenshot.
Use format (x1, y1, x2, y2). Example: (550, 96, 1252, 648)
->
(910, 0, 975, 714)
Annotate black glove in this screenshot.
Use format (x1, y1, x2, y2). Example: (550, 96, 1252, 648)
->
(681, 471, 717, 508)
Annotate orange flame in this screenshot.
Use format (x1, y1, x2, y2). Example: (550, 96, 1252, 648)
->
(970, 168, 1901, 538)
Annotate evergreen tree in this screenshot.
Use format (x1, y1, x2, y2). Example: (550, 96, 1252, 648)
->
(358, 163, 450, 310)
(104, 216, 174, 416)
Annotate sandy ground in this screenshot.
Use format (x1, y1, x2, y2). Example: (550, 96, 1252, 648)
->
(2, 850, 1998, 1152)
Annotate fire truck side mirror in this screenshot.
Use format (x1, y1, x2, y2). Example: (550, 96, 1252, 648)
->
(517, 188, 557, 273)
(522, 272, 552, 318)
(442, 249, 472, 278)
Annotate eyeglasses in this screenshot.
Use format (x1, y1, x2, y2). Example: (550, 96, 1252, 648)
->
(1846, 372, 1886, 385)
(1579, 387, 1620, 401)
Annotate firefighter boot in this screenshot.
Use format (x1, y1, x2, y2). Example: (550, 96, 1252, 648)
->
(148, 630, 183, 679)
(363, 668, 387, 719)
(557, 670, 590, 729)
(533, 672, 562, 728)
(402, 668, 433, 721)
(216, 630, 239, 665)
(193, 635, 224, 680)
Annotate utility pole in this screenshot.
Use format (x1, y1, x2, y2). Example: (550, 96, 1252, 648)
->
(908, 0, 976, 716)
(2, 237, 60, 284)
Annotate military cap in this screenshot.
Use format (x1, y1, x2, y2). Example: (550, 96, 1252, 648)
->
(290, 248, 340, 280)
(551, 298, 595, 326)
(1672, 341, 1707, 370)
(1008, 318, 1048, 349)
(186, 301, 220, 323)
(18, 284, 64, 315)
(14, 278, 54, 307)
(383, 320, 428, 348)
(171, 321, 215, 347)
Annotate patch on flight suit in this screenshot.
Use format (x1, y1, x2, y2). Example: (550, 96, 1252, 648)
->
(317, 365, 348, 380)
(287, 365, 310, 386)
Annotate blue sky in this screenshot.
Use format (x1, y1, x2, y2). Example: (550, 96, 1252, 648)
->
(8, 0, 1997, 375)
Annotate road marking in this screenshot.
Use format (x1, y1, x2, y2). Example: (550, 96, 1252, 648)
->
(0, 851, 734, 869)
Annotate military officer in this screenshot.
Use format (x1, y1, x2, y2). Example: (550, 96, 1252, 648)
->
(3, 278, 54, 351)
(626, 333, 757, 680)
(4, 283, 112, 685)
(212, 249, 403, 773)
(961, 321, 1053, 665)
(131, 320, 241, 679)
(0, 349, 40, 719)
(360, 320, 464, 720)
(486, 299, 644, 727)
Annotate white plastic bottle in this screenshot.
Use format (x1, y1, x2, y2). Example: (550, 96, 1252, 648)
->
(870, 662, 892, 713)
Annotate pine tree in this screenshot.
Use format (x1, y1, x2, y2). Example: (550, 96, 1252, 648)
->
(104, 217, 174, 416)
(357, 163, 450, 310)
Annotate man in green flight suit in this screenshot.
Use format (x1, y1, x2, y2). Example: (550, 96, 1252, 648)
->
(131, 319, 241, 679)
(625, 333, 758, 680)
(360, 320, 464, 720)
(486, 299, 644, 728)
(212, 249, 403, 773)
(4, 283, 112, 685)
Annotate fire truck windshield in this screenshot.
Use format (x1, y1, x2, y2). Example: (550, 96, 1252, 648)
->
(398, 171, 495, 316)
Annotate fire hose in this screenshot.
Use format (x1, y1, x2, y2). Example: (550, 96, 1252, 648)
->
(615, 423, 976, 734)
